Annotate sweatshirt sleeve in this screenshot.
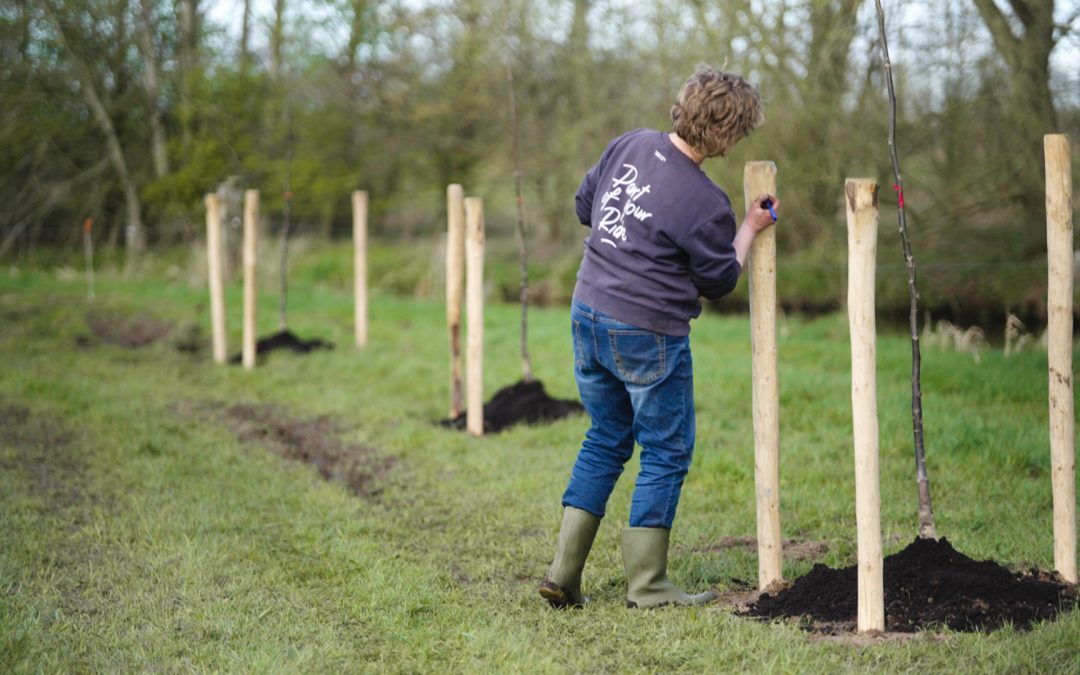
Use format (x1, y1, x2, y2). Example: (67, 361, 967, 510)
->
(574, 132, 629, 227)
(575, 161, 602, 227)
(685, 208, 741, 300)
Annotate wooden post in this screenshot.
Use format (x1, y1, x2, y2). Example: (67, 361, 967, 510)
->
(447, 184, 467, 418)
(353, 190, 369, 348)
(744, 161, 783, 590)
(846, 178, 884, 633)
(1045, 134, 1077, 584)
(83, 217, 95, 302)
(205, 193, 227, 365)
(242, 190, 259, 369)
(465, 196, 485, 436)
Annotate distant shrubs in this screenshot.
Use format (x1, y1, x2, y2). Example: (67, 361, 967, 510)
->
(921, 314, 989, 362)
(921, 312, 1048, 361)
(1003, 313, 1047, 357)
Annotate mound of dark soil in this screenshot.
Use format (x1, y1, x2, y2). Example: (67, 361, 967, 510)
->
(228, 329, 333, 363)
(743, 537, 1078, 633)
(440, 379, 584, 433)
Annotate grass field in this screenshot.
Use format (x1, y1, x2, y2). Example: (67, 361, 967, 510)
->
(2, 250, 1078, 673)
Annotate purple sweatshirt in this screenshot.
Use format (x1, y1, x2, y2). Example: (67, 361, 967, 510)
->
(573, 128, 741, 336)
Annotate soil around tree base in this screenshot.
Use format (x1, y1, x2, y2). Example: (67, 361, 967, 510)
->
(741, 537, 1078, 633)
(229, 329, 334, 363)
(440, 379, 584, 433)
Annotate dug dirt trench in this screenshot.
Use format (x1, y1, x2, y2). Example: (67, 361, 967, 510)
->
(213, 402, 396, 499)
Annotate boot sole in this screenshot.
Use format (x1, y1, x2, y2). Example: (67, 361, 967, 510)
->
(539, 581, 583, 609)
(626, 600, 671, 609)
(626, 592, 718, 609)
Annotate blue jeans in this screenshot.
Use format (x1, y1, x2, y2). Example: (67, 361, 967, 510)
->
(561, 300, 695, 529)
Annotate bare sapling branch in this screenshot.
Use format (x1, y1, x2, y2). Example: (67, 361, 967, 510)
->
(874, 0, 937, 540)
(506, 11, 533, 383)
(278, 100, 293, 331)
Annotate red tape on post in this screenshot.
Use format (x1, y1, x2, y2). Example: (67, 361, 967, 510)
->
(892, 184, 904, 209)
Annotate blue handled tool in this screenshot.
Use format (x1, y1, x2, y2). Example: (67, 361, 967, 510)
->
(761, 198, 778, 222)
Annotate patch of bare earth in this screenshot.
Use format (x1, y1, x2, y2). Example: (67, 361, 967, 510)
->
(704, 536, 830, 562)
(0, 402, 83, 508)
(0, 401, 115, 620)
(213, 403, 397, 498)
(83, 310, 173, 348)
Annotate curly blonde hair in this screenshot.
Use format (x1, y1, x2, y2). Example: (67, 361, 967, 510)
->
(671, 67, 764, 158)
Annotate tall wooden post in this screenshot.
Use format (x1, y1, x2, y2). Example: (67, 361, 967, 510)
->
(846, 179, 884, 633)
(205, 193, 227, 365)
(744, 161, 783, 590)
(353, 190, 369, 348)
(465, 196, 485, 436)
(1045, 134, 1076, 583)
(242, 190, 259, 369)
(447, 184, 467, 418)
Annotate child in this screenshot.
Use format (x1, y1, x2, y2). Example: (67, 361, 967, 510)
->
(540, 66, 779, 609)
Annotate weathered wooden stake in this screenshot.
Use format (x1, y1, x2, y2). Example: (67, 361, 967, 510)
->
(1045, 133, 1077, 584)
(242, 190, 259, 369)
(83, 218, 95, 302)
(447, 184, 466, 418)
(353, 190, 369, 348)
(205, 193, 227, 365)
(846, 178, 884, 633)
(744, 161, 783, 590)
(465, 196, 485, 437)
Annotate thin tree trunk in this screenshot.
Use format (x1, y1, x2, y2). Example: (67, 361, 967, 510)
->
(803, 0, 860, 221)
(277, 104, 293, 331)
(875, 0, 936, 540)
(566, 0, 590, 118)
(240, 0, 251, 65)
(178, 0, 199, 155)
(271, 0, 286, 81)
(113, 0, 130, 94)
(137, 0, 168, 178)
(345, 0, 367, 72)
(506, 12, 533, 383)
(971, 0, 1058, 209)
(18, 0, 31, 60)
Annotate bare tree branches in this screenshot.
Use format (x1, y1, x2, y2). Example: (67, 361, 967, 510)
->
(43, 2, 146, 263)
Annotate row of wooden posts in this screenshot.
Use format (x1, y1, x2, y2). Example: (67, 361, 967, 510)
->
(203, 184, 490, 436)
(746, 134, 1075, 633)
(204, 134, 1075, 634)
(203, 189, 373, 369)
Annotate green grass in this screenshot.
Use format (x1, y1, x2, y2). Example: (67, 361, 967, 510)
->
(1, 252, 1078, 673)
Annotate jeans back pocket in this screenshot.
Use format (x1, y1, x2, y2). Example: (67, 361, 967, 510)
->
(572, 318, 586, 368)
(608, 330, 665, 385)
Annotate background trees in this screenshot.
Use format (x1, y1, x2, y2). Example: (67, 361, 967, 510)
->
(2, 0, 1078, 323)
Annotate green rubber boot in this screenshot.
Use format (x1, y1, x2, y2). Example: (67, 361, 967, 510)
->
(621, 527, 718, 608)
(538, 507, 601, 609)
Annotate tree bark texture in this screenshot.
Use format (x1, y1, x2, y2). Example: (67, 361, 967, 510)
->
(137, 0, 169, 179)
